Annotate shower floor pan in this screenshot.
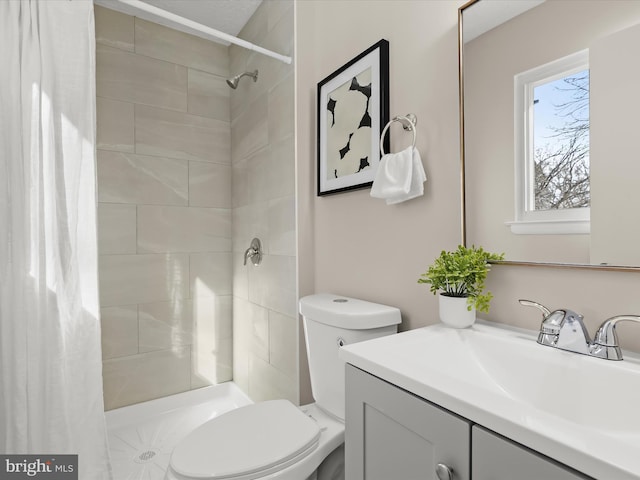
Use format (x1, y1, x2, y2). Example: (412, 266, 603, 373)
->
(106, 383, 252, 480)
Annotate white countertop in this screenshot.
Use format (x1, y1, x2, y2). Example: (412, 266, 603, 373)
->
(339, 321, 640, 480)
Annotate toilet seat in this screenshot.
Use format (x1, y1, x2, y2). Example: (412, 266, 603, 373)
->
(168, 400, 321, 480)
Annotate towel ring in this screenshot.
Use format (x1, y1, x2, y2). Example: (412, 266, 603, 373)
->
(380, 114, 417, 155)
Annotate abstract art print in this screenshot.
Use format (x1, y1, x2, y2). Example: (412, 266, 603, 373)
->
(317, 39, 389, 196)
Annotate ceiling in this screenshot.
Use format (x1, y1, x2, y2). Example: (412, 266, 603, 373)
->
(94, 0, 263, 45)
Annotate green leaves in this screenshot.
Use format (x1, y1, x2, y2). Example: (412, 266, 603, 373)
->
(417, 245, 504, 313)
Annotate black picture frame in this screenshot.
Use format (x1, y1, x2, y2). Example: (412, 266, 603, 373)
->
(317, 39, 390, 196)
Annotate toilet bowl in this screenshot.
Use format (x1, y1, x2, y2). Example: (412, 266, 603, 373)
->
(165, 294, 401, 480)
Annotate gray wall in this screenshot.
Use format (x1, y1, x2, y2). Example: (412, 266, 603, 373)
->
(296, 0, 462, 402)
(296, 0, 640, 405)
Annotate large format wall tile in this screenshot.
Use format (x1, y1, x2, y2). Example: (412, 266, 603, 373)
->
(96, 1, 295, 408)
(247, 146, 272, 204)
(247, 254, 296, 318)
(245, 136, 295, 207)
(96, 97, 134, 152)
(137, 205, 231, 253)
(188, 69, 230, 122)
(232, 297, 252, 393)
(268, 310, 297, 378)
(191, 295, 232, 349)
(231, 0, 296, 405)
(190, 252, 233, 298)
(99, 253, 189, 307)
(103, 346, 191, 410)
(96, 5, 240, 408)
(209, 295, 233, 340)
(228, 47, 257, 121)
(231, 203, 268, 255)
(135, 19, 229, 76)
(192, 342, 232, 388)
(267, 196, 295, 257)
(268, 135, 295, 199)
(248, 354, 297, 404)
(231, 95, 268, 163)
(268, 73, 294, 144)
(95, 5, 134, 52)
(135, 105, 230, 163)
(229, 42, 286, 112)
(98, 203, 137, 255)
(192, 295, 233, 387)
(97, 150, 188, 206)
(249, 302, 269, 363)
(138, 299, 194, 353)
(97, 44, 187, 111)
(231, 157, 249, 208)
(261, 5, 294, 92)
(264, 3, 294, 61)
(101, 305, 138, 360)
(232, 252, 249, 301)
(189, 161, 232, 208)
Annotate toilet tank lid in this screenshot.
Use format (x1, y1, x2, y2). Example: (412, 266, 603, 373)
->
(299, 294, 401, 329)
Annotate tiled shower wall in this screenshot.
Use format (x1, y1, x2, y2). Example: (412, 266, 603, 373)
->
(94, 6, 233, 410)
(230, 1, 298, 403)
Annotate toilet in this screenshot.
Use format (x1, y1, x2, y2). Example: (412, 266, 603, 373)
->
(164, 293, 401, 480)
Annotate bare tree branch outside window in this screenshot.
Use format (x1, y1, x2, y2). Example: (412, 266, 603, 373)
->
(533, 70, 590, 210)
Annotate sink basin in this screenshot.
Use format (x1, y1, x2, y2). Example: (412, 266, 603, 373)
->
(466, 325, 640, 433)
(340, 321, 640, 480)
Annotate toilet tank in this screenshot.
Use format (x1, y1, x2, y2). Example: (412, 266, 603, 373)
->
(299, 294, 401, 421)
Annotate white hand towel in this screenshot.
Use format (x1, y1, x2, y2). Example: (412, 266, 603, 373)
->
(370, 146, 414, 199)
(385, 147, 426, 205)
(370, 146, 426, 204)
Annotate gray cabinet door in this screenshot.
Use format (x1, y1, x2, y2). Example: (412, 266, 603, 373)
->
(345, 364, 471, 480)
(472, 426, 593, 480)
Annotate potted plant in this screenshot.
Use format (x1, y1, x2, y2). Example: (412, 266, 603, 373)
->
(418, 245, 504, 328)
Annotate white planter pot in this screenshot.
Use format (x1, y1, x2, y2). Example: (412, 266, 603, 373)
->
(439, 294, 476, 328)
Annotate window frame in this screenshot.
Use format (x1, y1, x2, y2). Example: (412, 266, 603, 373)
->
(511, 50, 590, 235)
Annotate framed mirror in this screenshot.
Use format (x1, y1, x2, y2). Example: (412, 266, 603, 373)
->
(459, 0, 640, 270)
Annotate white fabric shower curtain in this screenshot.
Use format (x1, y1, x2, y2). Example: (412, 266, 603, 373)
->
(0, 1, 111, 478)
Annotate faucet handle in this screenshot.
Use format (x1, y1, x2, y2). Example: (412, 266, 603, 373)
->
(519, 299, 559, 346)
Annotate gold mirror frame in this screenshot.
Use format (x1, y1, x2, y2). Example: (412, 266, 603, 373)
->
(457, 0, 640, 273)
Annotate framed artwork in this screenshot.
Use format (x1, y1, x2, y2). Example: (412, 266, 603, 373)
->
(317, 39, 390, 196)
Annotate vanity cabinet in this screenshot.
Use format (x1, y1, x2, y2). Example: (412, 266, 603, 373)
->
(345, 365, 593, 480)
(473, 426, 592, 480)
(345, 364, 471, 480)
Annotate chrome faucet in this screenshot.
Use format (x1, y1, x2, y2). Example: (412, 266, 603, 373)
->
(591, 316, 640, 360)
(519, 299, 590, 354)
(243, 237, 262, 266)
(519, 299, 640, 360)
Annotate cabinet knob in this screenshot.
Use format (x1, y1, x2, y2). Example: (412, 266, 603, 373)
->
(435, 463, 454, 480)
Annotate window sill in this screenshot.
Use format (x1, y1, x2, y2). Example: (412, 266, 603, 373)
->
(505, 219, 590, 235)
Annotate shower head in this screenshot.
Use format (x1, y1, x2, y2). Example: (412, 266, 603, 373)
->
(226, 70, 259, 89)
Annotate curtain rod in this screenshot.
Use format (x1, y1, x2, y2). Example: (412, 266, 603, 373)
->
(114, 0, 292, 65)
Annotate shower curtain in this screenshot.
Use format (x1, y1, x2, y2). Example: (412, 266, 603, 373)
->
(0, 1, 111, 478)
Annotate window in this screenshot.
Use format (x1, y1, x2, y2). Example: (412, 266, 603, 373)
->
(512, 51, 590, 234)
